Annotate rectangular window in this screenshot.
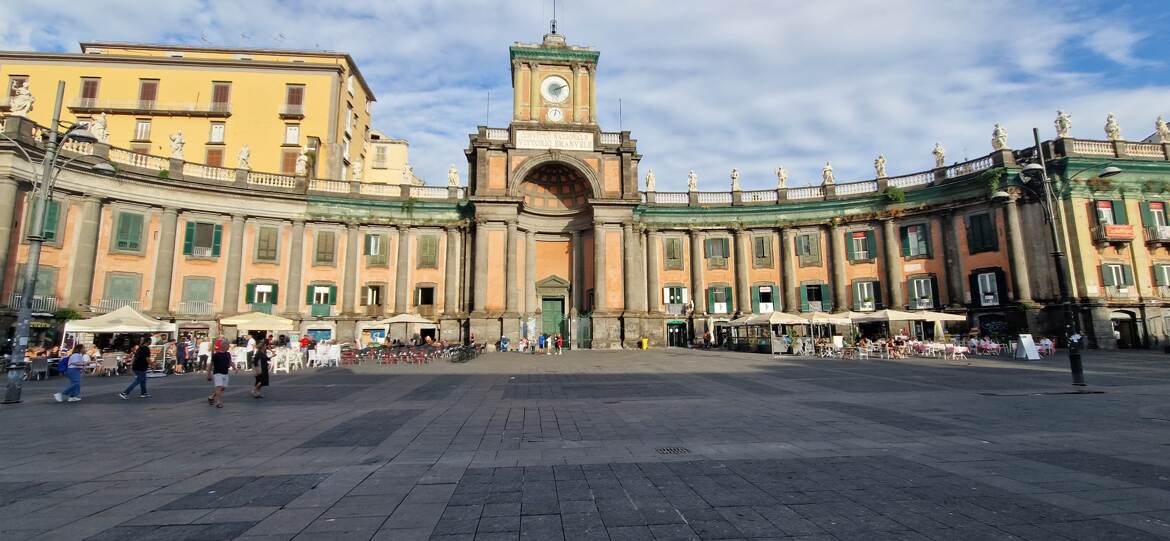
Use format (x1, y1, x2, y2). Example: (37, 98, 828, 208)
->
(315, 230, 336, 264)
(181, 277, 214, 302)
(312, 285, 332, 305)
(362, 285, 383, 306)
(253, 283, 275, 305)
(345, 105, 354, 135)
(910, 277, 934, 309)
(1155, 264, 1170, 291)
(40, 200, 62, 242)
(137, 79, 158, 108)
(1150, 202, 1167, 227)
(114, 212, 144, 252)
(210, 81, 231, 111)
(256, 226, 278, 262)
(373, 145, 388, 168)
(417, 234, 438, 268)
(664, 237, 683, 270)
(849, 231, 872, 261)
(284, 84, 304, 110)
(758, 285, 774, 313)
(209, 122, 225, 143)
(796, 232, 821, 266)
(343, 137, 351, 160)
(967, 213, 998, 254)
(281, 149, 299, 174)
(1096, 201, 1115, 225)
(183, 222, 221, 257)
(752, 235, 772, 267)
(79, 77, 100, 106)
(902, 224, 931, 257)
(977, 272, 999, 306)
(804, 285, 824, 312)
(284, 124, 300, 145)
(347, 74, 355, 95)
(416, 286, 435, 306)
(705, 237, 729, 268)
(16, 265, 57, 298)
(8, 75, 28, 97)
(854, 281, 876, 311)
(105, 273, 141, 301)
(205, 148, 223, 168)
(1102, 263, 1134, 293)
(364, 233, 387, 265)
(664, 286, 686, 305)
(711, 286, 729, 314)
(134, 119, 151, 141)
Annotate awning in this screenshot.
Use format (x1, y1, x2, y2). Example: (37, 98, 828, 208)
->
(731, 314, 771, 327)
(376, 313, 434, 325)
(219, 311, 295, 332)
(850, 309, 922, 323)
(806, 312, 852, 325)
(910, 310, 967, 322)
(769, 312, 810, 325)
(63, 306, 177, 334)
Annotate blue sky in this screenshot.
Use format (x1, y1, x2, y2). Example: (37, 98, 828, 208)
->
(1, 0, 1167, 190)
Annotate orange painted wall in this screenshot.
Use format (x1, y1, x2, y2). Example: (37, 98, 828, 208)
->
(952, 209, 1012, 301)
(536, 240, 570, 282)
(603, 158, 620, 195)
(488, 155, 507, 191)
(15, 200, 81, 302)
(605, 230, 624, 309)
(486, 229, 505, 311)
(169, 216, 227, 310)
(897, 217, 951, 305)
(411, 230, 446, 310)
(583, 232, 595, 295)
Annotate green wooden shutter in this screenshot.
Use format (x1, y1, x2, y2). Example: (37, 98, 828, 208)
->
(128, 213, 142, 250)
(873, 281, 884, 309)
(328, 285, 337, 305)
(363, 234, 371, 256)
(986, 213, 999, 251)
(707, 287, 715, 312)
(183, 222, 195, 255)
(799, 285, 809, 312)
(900, 226, 910, 256)
(1101, 265, 1115, 286)
(1156, 266, 1168, 287)
(820, 284, 832, 312)
(965, 216, 976, 255)
(1113, 200, 1128, 225)
(1141, 202, 1154, 227)
(245, 284, 255, 304)
(852, 282, 861, 310)
(922, 222, 933, 257)
(846, 232, 857, 261)
(704, 238, 712, 258)
(41, 200, 60, 241)
(751, 286, 760, 314)
(1121, 265, 1134, 286)
(271, 284, 278, 301)
(866, 231, 877, 260)
(211, 224, 223, 257)
(725, 286, 733, 312)
(809, 233, 820, 261)
(306, 285, 314, 304)
(929, 276, 940, 309)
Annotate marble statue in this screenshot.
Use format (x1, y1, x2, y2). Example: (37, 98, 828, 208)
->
(1105, 113, 1122, 141)
(874, 155, 887, 178)
(237, 145, 251, 170)
(730, 168, 740, 191)
(775, 166, 787, 189)
(8, 81, 33, 117)
(403, 164, 415, 184)
(932, 143, 946, 167)
(448, 164, 460, 187)
(169, 131, 184, 159)
(687, 170, 698, 192)
(90, 112, 109, 143)
(294, 147, 309, 176)
(644, 169, 655, 192)
(1055, 110, 1072, 138)
(991, 123, 1008, 150)
(821, 162, 835, 185)
(1157, 115, 1170, 144)
(352, 157, 363, 182)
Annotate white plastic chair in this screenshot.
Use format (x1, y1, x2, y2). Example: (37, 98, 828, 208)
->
(231, 348, 248, 371)
(272, 354, 290, 374)
(286, 349, 304, 371)
(307, 349, 319, 367)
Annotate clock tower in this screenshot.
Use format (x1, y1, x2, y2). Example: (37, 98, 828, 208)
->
(509, 28, 598, 125)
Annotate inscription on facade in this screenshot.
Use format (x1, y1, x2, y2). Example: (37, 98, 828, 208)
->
(515, 130, 593, 151)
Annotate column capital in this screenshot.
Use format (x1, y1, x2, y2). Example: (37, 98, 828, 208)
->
(645, 226, 658, 235)
(230, 213, 245, 222)
(160, 206, 179, 216)
(397, 223, 410, 232)
(291, 219, 305, 227)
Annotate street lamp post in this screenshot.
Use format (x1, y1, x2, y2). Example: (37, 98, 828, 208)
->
(992, 127, 1120, 387)
(3, 81, 110, 404)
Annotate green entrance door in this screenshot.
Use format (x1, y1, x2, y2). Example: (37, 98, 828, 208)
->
(667, 322, 688, 347)
(541, 298, 565, 338)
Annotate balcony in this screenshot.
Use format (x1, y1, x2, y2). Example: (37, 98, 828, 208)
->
(417, 305, 436, 319)
(68, 98, 232, 117)
(1146, 225, 1170, 245)
(96, 299, 140, 313)
(364, 305, 384, 317)
(1092, 224, 1135, 244)
(665, 303, 687, 316)
(279, 104, 305, 119)
(251, 303, 273, 314)
(10, 294, 59, 313)
(310, 304, 332, 318)
(178, 301, 213, 317)
(912, 298, 934, 310)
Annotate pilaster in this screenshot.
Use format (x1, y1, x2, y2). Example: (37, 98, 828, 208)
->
(149, 207, 179, 315)
(220, 214, 246, 315)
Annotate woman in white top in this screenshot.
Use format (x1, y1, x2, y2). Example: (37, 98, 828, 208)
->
(197, 338, 211, 370)
(54, 344, 90, 402)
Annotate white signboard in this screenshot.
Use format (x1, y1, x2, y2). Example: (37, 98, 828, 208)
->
(515, 130, 593, 151)
(1014, 333, 1041, 360)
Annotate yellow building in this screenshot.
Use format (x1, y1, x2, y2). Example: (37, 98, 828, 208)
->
(0, 42, 374, 179)
(364, 129, 421, 185)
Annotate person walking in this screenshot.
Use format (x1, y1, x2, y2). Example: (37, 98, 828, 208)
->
(251, 339, 271, 399)
(207, 338, 236, 408)
(119, 338, 153, 399)
(245, 334, 257, 368)
(555, 334, 563, 355)
(197, 335, 211, 371)
(54, 344, 89, 403)
(174, 335, 188, 374)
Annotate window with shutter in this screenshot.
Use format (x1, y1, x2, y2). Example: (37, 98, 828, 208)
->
(797, 233, 821, 267)
(752, 235, 772, 267)
(757, 285, 775, 312)
(909, 277, 934, 309)
(137, 79, 158, 108)
(1095, 201, 1114, 225)
(705, 238, 728, 269)
(255, 227, 278, 262)
(205, 148, 223, 167)
(210, 82, 231, 111)
(365, 234, 387, 265)
(183, 222, 219, 257)
(1155, 265, 1170, 291)
(114, 212, 144, 252)
(284, 124, 300, 145)
(208, 122, 225, 144)
(417, 235, 438, 268)
(315, 231, 336, 265)
(967, 213, 998, 253)
(281, 149, 299, 174)
(664, 237, 683, 270)
(977, 272, 999, 306)
(854, 281, 876, 311)
(79, 77, 100, 106)
(181, 277, 214, 302)
(39, 200, 62, 242)
(134, 119, 151, 141)
(284, 84, 305, 115)
(1113, 200, 1128, 225)
(104, 273, 141, 301)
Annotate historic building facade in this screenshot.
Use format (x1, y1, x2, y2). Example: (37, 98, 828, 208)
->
(1, 31, 1170, 350)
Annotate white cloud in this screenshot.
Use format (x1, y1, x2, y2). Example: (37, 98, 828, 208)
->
(0, 0, 1164, 190)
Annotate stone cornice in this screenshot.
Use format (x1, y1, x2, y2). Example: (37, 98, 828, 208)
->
(509, 46, 599, 64)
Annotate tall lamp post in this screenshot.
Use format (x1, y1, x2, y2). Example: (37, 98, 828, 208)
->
(2, 81, 115, 404)
(992, 127, 1120, 386)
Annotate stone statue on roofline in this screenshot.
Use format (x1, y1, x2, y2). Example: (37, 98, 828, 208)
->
(352, 157, 363, 182)
(821, 162, 834, 185)
(294, 147, 310, 176)
(874, 155, 887, 178)
(730, 168, 740, 191)
(932, 142, 946, 167)
(1156, 115, 1170, 144)
(9, 80, 33, 117)
(448, 164, 460, 187)
(991, 123, 1008, 150)
(687, 170, 698, 192)
(1104, 113, 1122, 141)
(775, 166, 787, 189)
(1055, 110, 1072, 138)
(90, 113, 109, 143)
(644, 169, 655, 191)
(237, 145, 251, 170)
(169, 131, 184, 159)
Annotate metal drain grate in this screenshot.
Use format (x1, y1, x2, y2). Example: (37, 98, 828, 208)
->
(656, 447, 690, 455)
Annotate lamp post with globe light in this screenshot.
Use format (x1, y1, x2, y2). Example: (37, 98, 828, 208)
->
(991, 127, 1120, 386)
(3, 81, 116, 404)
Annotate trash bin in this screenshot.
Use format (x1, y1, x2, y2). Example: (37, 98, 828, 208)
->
(640, 338, 648, 350)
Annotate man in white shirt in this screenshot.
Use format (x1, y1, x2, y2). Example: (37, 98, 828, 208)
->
(245, 335, 257, 369)
(197, 337, 211, 370)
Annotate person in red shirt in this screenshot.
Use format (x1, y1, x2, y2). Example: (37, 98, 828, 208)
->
(555, 334, 563, 355)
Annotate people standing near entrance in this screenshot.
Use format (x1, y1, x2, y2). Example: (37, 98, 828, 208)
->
(207, 338, 236, 408)
(555, 334, 563, 355)
(536, 334, 545, 355)
(252, 339, 271, 399)
(197, 336, 211, 371)
(53, 344, 89, 403)
(119, 338, 153, 399)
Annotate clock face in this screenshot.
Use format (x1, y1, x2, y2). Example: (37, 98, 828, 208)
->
(540, 75, 570, 104)
(546, 107, 564, 122)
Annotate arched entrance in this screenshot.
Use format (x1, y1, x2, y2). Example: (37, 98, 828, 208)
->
(1110, 310, 1141, 349)
(517, 162, 593, 213)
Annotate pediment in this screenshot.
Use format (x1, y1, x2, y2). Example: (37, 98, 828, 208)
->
(536, 275, 570, 289)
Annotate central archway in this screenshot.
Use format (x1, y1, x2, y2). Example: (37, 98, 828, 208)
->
(518, 162, 593, 213)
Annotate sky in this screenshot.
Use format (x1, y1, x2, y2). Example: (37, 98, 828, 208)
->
(1, 0, 1167, 191)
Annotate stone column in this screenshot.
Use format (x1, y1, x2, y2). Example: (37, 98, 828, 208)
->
(512, 60, 522, 120)
(593, 222, 607, 311)
(588, 65, 597, 123)
(528, 62, 539, 121)
(506, 221, 520, 314)
(571, 63, 581, 122)
(0, 179, 19, 298)
(395, 225, 411, 313)
(473, 221, 489, 313)
(690, 229, 706, 313)
(68, 196, 102, 310)
(829, 225, 849, 310)
(444, 226, 460, 315)
(882, 219, 905, 309)
(1003, 197, 1034, 302)
(525, 229, 536, 315)
(622, 222, 639, 311)
(343, 223, 360, 314)
(734, 228, 751, 314)
(220, 214, 246, 315)
(940, 211, 965, 306)
(782, 228, 797, 312)
(645, 228, 661, 313)
(149, 207, 178, 314)
(571, 229, 582, 313)
(283, 220, 304, 314)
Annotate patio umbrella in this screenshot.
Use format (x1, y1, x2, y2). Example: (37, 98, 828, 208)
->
(805, 311, 852, 325)
(376, 313, 435, 342)
(849, 309, 920, 323)
(768, 312, 808, 325)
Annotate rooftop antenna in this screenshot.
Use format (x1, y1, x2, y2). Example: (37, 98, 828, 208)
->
(486, 89, 491, 126)
(550, 0, 558, 34)
(619, 98, 623, 131)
